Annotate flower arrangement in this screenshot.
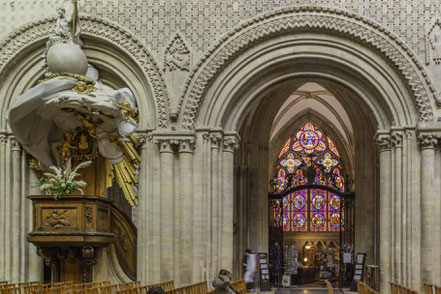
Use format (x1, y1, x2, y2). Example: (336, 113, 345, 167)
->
(39, 158, 91, 199)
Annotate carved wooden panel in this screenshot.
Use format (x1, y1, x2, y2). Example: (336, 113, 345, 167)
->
(111, 204, 137, 280)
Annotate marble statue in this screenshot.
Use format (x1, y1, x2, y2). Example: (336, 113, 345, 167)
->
(431, 31, 441, 64)
(8, 0, 138, 169)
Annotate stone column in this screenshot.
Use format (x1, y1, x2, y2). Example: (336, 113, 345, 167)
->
(376, 134, 392, 293)
(178, 138, 195, 285)
(221, 135, 238, 272)
(210, 134, 222, 275)
(158, 139, 177, 282)
(391, 132, 403, 283)
(0, 135, 5, 280)
(11, 138, 22, 282)
(417, 133, 438, 283)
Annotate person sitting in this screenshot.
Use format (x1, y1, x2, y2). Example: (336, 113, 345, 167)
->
(212, 269, 237, 294)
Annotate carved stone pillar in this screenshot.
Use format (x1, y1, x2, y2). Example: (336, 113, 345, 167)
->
(376, 134, 392, 293)
(11, 137, 22, 282)
(157, 139, 178, 281)
(417, 133, 438, 283)
(0, 135, 6, 280)
(391, 132, 403, 283)
(178, 138, 195, 285)
(210, 133, 222, 274)
(221, 135, 239, 271)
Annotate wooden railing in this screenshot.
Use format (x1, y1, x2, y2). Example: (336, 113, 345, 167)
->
(230, 280, 246, 294)
(357, 281, 380, 294)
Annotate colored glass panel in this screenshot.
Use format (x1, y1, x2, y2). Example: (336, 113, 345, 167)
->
(291, 190, 307, 231)
(328, 193, 342, 231)
(279, 138, 291, 158)
(275, 169, 286, 193)
(320, 152, 339, 173)
(282, 196, 290, 231)
(327, 137, 340, 157)
(280, 153, 302, 173)
(310, 189, 327, 231)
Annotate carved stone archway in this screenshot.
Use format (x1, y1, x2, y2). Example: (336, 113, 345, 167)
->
(178, 6, 437, 128)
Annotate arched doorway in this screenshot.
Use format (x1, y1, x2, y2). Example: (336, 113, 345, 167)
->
(178, 6, 434, 293)
(268, 120, 355, 287)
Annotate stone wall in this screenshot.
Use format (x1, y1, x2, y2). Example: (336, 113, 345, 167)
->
(1, 0, 440, 66)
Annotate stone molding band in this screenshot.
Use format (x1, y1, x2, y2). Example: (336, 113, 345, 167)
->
(179, 6, 436, 128)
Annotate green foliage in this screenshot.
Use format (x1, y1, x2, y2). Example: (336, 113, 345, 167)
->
(39, 158, 91, 199)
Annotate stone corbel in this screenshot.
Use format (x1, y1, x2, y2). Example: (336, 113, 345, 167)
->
(210, 133, 223, 150)
(177, 138, 195, 154)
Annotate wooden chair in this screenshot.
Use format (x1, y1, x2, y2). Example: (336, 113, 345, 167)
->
(165, 281, 207, 294)
(230, 280, 246, 294)
(358, 280, 380, 294)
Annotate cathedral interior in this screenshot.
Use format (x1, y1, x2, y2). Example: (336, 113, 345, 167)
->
(1, 1, 441, 294)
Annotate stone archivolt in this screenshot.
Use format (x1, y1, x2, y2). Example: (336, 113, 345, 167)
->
(179, 6, 437, 128)
(0, 15, 171, 129)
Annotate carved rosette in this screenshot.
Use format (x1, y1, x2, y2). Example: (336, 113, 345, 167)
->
(417, 133, 438, 150)
(375, 135, 392, 152)
(391, 132, 404, 148)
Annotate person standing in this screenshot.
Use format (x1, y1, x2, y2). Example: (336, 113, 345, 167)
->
(243, 249, 257, 290)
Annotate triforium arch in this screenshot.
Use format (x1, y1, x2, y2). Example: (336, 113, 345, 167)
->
(0, 15, 166, 283)
(175, 5, 441, 294)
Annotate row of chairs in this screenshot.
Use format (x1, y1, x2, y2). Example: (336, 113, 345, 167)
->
(109, 281, 174, 294)
(165, 281, 207, 294)
(391, 282, 420, 294)
(357, 281, 379, 294)
(424, 283, 441, 294)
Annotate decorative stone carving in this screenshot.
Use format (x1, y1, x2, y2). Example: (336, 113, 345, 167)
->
(375, 135, 392, 152)
(10, 137, 22, 152)
(210, 134, 222, 149)
(180, 6, 436, 128)
(223, 136, 239, 152)
(155, 139, 179, 153)
(417, 133, 438, 150)
(164, 33, 191, 72)
(426, 19, 441, 65)
(178, 138, 195, 153)
(391, 132, 403, 148)
(0, 15, 170, 129)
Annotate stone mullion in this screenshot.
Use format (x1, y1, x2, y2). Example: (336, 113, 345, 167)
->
(417, 133, 438, 284)
(376, 134, 392, 294)
(203, 133, 212, 281)
(158, 139, 177, 282)
(209, 134, 221, 276)
(391, 132, 403, 283)
(221, 135, 238, 272)
(178, 138, 195, 285)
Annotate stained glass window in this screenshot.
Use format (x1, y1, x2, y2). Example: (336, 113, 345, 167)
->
(272, 122, 346, 232)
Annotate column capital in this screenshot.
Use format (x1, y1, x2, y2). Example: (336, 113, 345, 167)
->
(417, 133, 438, 150)
(177, 138, 195, 154)
(210, 134, 223, 149)
(375, 134, 391, 152)
(391, 132, 403, 148)
(223, 136, 239, 153)
(10, 137, 22, 152)
(0, 135, 6, 144)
